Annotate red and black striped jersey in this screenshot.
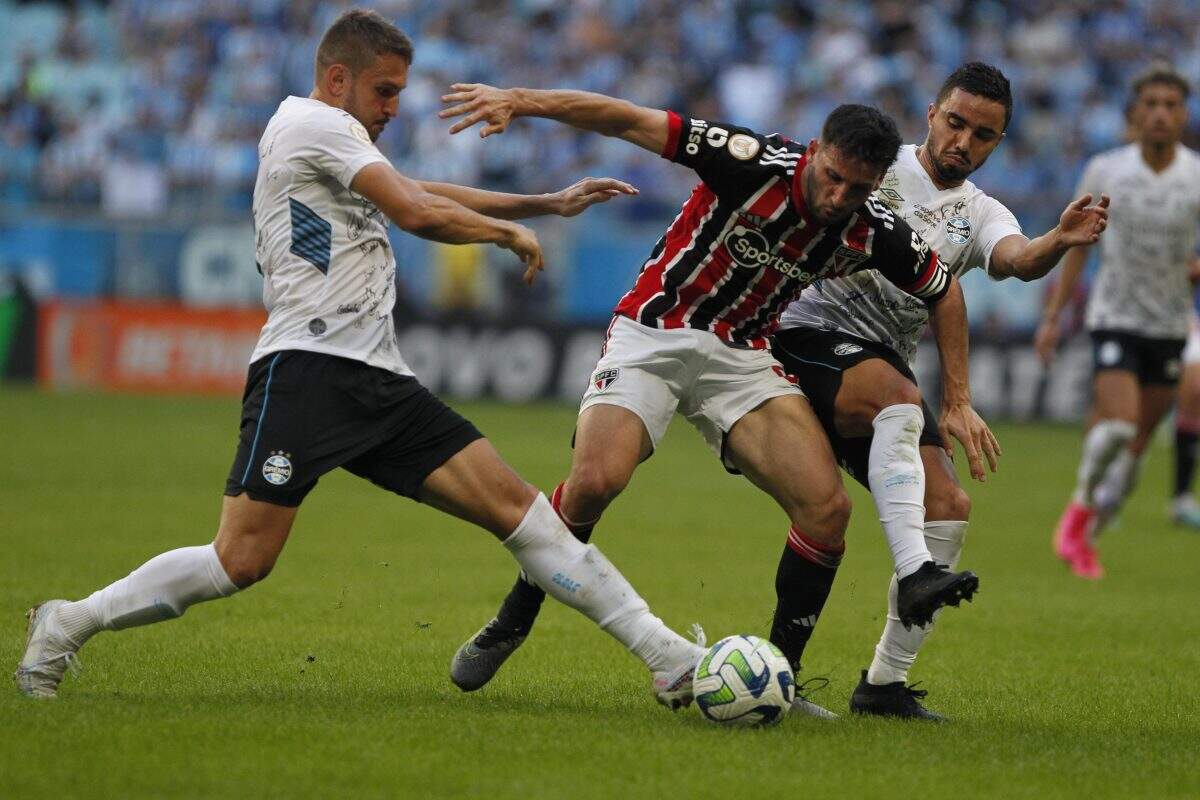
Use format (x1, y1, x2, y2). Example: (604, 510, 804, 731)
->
(613, 112, 950, 349)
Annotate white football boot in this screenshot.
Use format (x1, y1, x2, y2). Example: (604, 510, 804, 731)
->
(652, 624, 706, 710)
(14, 600, 82, 698)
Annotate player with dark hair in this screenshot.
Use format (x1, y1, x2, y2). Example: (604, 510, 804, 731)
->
(775, 61, 1109, 719)
(439, 83, 982, 716)
(15, 8, 708, 707)
(1038, 63, 1200, 577)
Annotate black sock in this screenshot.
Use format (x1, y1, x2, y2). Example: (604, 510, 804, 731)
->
(768, 533, 843, 672)
(1175, 429, 1199, 499)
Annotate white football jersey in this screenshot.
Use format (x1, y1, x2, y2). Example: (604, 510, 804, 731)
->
(779, 144, 1022, 363)
(249, 96, 412, 375)
(1079, 143, 1200, 340)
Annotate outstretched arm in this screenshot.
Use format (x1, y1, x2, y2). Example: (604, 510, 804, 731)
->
(440, 84, 671, 155)
(351, 162, 545, 284)
(989, 193, 1109, 281)
(1032, 244, 1090, 364)
(927, 275, 1001, 482)
(418, 176, 638, 220)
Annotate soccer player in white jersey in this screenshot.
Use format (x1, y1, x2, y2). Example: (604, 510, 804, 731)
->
(439, 81, 985, 719)
(1038, 64, 1200, 578)
(774, 63, 1109, 718)
(15, 9, 708, 706)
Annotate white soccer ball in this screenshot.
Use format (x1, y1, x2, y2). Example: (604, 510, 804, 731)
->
(693, 634, 795, 726)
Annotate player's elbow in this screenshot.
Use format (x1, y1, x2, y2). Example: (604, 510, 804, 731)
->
(389, 197, 443, 236)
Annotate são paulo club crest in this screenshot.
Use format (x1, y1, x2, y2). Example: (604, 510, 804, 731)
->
(262, 451, 293, 485)
(593, 368, 620, 392)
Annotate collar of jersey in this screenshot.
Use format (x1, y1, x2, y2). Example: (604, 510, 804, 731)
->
(790, 152, 817, 225)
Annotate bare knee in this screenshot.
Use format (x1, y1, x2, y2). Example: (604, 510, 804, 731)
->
(838, 379, 923, 437)
(796, 486, 851, 547)
(926, 483, 971, 522)
(566, 460, 630, 516)
(214, 537, 279, 589)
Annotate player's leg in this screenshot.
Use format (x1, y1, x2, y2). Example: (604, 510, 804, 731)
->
(772, 329, 977, 628)
(714, 393, 850, 677)
(418, 436, 701, 707)
(15, 352, 321, 698)
(1054, 334, 1140, 575)
(1094, 381, 1178, 534)
(15, 494, 295, 698)
(450, 403, 651, 690)
(835, 357, 937, 580)
(855, 445, 970, 721)
(1172, 359, 1200, 526)
(449, 318, 681, 691)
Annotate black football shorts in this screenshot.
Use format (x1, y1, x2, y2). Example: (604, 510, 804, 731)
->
(770, 327, 943, 488)
(225, 350, 483, 507)
(1090, 329, 1185, 386)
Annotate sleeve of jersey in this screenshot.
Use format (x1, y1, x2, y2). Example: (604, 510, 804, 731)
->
(878, 227, 952, 305)
(661, 111, 770, 196)
(302, 110, 390, 189)
(978, 199, 1024, 278)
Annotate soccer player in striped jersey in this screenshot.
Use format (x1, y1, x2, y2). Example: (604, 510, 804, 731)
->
(1038, 64, 1200, 578)
(15, 10, 707, 707)
(440, 84, 981, 714)
(776, 63, 1109, 719)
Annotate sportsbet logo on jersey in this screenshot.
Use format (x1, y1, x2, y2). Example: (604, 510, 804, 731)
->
(726, 225, 817, 282)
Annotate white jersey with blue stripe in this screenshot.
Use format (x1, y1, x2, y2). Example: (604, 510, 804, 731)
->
(249, 96, 412, 375)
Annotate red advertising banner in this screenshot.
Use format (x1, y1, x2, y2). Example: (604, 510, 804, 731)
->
(38, 302, 266, 395)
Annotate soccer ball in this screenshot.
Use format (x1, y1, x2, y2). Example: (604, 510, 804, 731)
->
(693, 634, 795, 726)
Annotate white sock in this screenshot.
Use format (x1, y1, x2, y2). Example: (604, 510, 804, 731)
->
(867, 520, 968, 686)
(1072, 419, 1136, 505)
(869, 404, 931, 579)
(503, 493, 695, 673)
(55, 544, 238, 645)
(1094, 448, 1140, 512)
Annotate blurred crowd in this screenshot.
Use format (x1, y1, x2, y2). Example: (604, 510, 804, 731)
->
(2, 0, 1200, 230)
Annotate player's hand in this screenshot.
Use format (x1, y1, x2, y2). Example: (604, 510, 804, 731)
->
(1057, 193, 1110, 247)
(1033, 318, 1061, 365)
(939, 402, 1001, 482)
(552, 177, 638, 217)
(500, 223, 545, 285)
(440, 83, 517, 138)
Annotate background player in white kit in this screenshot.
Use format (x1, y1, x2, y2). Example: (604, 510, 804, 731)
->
(774, 63, 1110, 718)
(1037, 64, 1200, 579)
(15, 9, 707, 706)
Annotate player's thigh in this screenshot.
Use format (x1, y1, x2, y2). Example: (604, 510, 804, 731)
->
(213, 493, 299, 587)
(922, 445, 971, 522)
(418, 438, 537, 539)
(568, 402, 653, 502)
(834, 357, 923, 438)
(1092, 369, 1140, 422)
(725, 394, 848, 533)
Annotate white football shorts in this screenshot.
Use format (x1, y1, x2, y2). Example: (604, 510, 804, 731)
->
(579, 315, 803, 466)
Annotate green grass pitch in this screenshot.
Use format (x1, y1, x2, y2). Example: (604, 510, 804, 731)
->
(1, 386, 1198, 798)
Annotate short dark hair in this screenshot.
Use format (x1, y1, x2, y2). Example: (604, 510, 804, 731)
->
(1131, 62, 1191, 102)
(819, 104, 902, 174)
(936, 62, 1013, 130)
(315, 8, 413, 79)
